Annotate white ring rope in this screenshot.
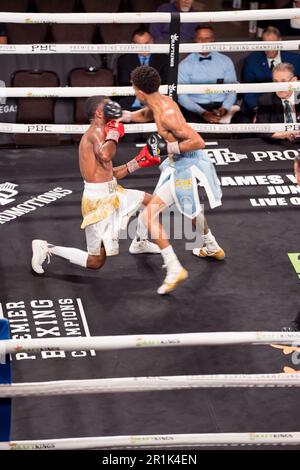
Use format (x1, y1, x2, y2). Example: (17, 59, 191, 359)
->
(0, 9, 299, 24)
(1, 331, 300, 355)
(1, 40, 300, 54)
(1, 122, 300, 134)
(1, 82, 300, 98)
(1, 432, 300, 449)
(1, 373, 300, 398)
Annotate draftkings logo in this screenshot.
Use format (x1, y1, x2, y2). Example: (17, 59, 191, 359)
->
(168, 83, 177, 99)
(0, 182, 18, 206)
(288, 253, 300, 280)
(170, 33, 179, 68)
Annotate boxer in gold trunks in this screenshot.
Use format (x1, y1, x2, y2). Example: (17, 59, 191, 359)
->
(31, 96, 161, 275)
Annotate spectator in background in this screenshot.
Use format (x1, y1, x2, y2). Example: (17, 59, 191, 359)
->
(150, 0, 199, 42)
(178, 25, 237, 124)
(256, 1, 276, 36)
(242, 26, 300, 118)
(117, 27, 168, 112)
(0, 24, 7, 44)
(274, 0, 300, 36)
(256, 62, 300, 142)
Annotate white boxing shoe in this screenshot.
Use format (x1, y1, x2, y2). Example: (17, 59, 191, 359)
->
(129, 238, 160, 254)
(157, 267, 188, 295)
(193, 245, 225, 261)
(31, 239, 51, 274)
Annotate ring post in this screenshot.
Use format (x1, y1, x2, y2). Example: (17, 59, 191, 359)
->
(167, 11, 181, 102)
(0, 319, 11, 441)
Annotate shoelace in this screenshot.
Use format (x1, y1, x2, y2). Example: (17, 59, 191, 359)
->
(46, 251, 52, 264)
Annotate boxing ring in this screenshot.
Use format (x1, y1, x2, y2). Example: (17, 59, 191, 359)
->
(0, 7, 300, 450)
(1, 332, 300, 449)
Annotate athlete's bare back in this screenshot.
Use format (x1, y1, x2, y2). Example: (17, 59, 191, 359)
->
(152, 95, 188, 142)
(130, 93, 205, 154)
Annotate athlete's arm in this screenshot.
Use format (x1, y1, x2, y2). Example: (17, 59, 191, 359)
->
(123, 107, 154, 123)
(113, 146, 161, 178)
(92, 134, 117, 163)
(161, 109, 205, 153)
(92, 121, 124, 163)
(113, 164, 128, 179)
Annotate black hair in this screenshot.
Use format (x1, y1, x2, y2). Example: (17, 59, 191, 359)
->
(85, 95, 107, 121)
(131, 26, 151, 42)
(130, 66, 161, 94)
(194, 24, 214, 34)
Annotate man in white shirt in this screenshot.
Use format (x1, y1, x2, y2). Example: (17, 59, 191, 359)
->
(178, 25, 237, 123)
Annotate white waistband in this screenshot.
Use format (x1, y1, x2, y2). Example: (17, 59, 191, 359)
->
(83, 179, 117, 196)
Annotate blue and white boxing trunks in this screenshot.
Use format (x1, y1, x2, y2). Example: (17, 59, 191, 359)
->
(154, 150, 222, 219)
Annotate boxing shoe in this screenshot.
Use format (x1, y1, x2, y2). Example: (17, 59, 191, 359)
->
(129, 238, 160, 254)
(193, 245, 225, 261)
(31, 239, 51, 274)
(157, 266, 188, 295)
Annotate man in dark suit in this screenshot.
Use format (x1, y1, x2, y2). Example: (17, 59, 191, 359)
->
(116, 27, 168, 112)
(242, 26, 300, 118)
(256, 62, 300, 142)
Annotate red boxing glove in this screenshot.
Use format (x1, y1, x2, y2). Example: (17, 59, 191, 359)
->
(126, 145, 161, 173)
(104, 120, 125, 144)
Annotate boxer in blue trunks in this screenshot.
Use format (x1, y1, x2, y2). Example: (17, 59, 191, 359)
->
(122, 66, 225, 295)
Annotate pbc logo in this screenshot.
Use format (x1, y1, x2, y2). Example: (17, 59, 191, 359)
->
(0, 182, 19, 206)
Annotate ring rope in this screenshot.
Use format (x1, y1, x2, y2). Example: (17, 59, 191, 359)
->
(1, 373, 300, 398)
(1, 331, 300, 355)
(0, 9, 299, 24)
(1, 432, 300, 450)
(1, 82, 299, 98)
(1, 40, 300, 54)
(1, 122, 300, 134)
(1, 7, 299, 450)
